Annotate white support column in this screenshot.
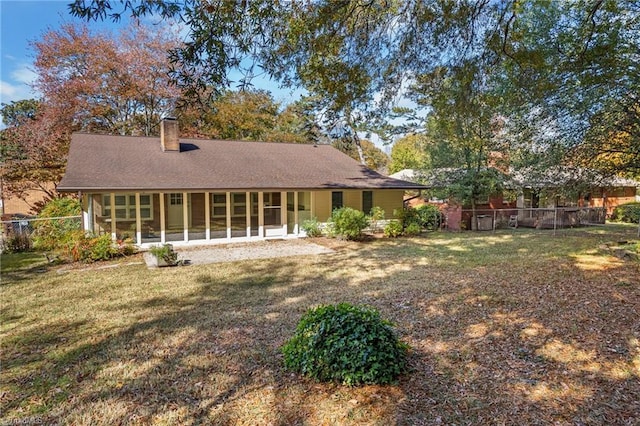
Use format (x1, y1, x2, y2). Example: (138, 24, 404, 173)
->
(84, 194, 92, 234)
(135, 193, 142, 245)
(205, 192, 211, 240)
(258, 192, 264, 237)
(226, 192, 231, 239)
(110, 193, 116, 240)
(246, 191, 251, 237)
(159, 192, 166, 243)
(183, 192, 189, 242)
(281, 191, 287, 236)
(294, 192, 299, 235)
(311, 191, 315, 219)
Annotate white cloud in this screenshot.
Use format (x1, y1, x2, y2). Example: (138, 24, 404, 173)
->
(11, 64, 37, 85)
(0, 63, 38, 105)
(0, 79, 35, 105)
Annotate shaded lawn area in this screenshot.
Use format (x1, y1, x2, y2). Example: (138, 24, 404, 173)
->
(1, 225, 639, 425)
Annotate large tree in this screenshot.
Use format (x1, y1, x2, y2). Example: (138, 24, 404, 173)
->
(1, 22, 182, 208)
(68, 0, 640, 177)
(1, 101, 69, 205)
(333, 138, 389, 173)
(389, 134, 430, 174)
(33, 22, 181, 135)
(413, 59, 508, 227)
(177, 90, 320, 143)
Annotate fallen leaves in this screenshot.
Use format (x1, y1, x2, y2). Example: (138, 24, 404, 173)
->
(2, 225, 640, 424)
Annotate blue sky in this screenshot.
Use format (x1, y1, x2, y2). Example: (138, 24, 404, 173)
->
(0, 0, 302, 106)
(0, 1, 392, 148)
(0, 0, 130, 105)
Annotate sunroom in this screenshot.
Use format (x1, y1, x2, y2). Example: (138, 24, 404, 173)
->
(84, 190, 314, 246)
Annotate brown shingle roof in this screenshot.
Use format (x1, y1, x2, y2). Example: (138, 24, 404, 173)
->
(58, 133, 427, 192)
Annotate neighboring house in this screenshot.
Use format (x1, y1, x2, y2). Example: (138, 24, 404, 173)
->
(57, 119, 425, 247)
(0, 181, 56, 219)
(390, 167, 639, 229)
(511, 167, 639, 216)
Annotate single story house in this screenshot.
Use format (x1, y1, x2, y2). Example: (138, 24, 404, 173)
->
(57, 119, 426, 247)
(391, 167, 639, 213)
(511, 167, 639, 215)
(390, 167, 639, 229)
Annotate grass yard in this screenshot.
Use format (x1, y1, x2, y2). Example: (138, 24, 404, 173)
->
(1, 224, 639, 425)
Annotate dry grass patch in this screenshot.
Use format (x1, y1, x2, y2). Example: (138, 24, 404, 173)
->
(2, 224, 639, 424)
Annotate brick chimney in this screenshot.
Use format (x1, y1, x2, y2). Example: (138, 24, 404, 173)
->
(160, 117, 179, 152)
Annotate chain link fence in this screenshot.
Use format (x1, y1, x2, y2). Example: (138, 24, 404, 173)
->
(454, 207, 607, 234)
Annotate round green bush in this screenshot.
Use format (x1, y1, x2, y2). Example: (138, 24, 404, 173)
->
(404, 222, 421, 236)
(415, 204, 442, 230)
(384, 220, 403, 238)
(301, 217, 323, 237)
(328, 207, 370, 240)
(612, 202, 640, 224)
(282, 303, 409, 386)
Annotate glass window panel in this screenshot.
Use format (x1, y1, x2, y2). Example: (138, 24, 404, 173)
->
(129, 208, 136, 218)
(140, 208, 151, 218)
(362, 191, 373, 215)
(140, 195, 150, 205)
(115, 209, 127, 219)
(332, 191, 343, 210)
(233, 193, 245, 203)
(214, 206, 226, 216)
(104, 196, 111, 207)
(115, 195, 126, 205)
(213, 194, 226, 204)
(299, 192, 311, 211)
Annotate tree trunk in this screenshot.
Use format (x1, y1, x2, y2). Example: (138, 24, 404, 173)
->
(353, 131, 366, 166)
(471, 198, 477, 231)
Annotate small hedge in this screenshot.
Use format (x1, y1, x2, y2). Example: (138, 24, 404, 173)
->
(328, 207, 370, 240)
(384, 220, 403, 238)
(301, 217, 323, 237)
(415, 204, 442, 230)
(282, 303, 409, 386)
(612, 202, 640, 224)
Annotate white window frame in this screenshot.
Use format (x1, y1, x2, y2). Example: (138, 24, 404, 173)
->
(103, 193, 153, 221)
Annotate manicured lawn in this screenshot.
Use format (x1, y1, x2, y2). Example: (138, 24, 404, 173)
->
(2, 225, 639, 424)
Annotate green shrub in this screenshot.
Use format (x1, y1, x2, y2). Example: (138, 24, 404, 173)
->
(32, 198, 82, 251)
(612, 202, 640, 224)
(328, 207, 370, 240)
(393, 207, 420, 230)
(282, 303, 408, 386)
(301, 217, 323, 237)
(414, 204, 442, 230)
(384, 220, 403, 238)
(404, 222, 421, 236)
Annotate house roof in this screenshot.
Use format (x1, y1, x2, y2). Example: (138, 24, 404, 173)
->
(57, 133, 427, 192)
(389, 169, 418, 182)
